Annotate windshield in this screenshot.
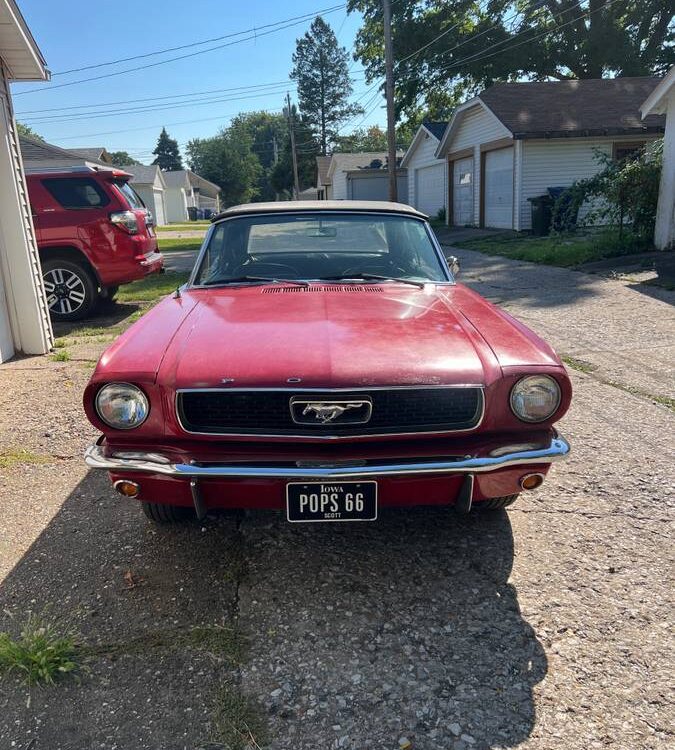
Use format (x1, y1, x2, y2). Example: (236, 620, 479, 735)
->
(193, 213, 449, 286)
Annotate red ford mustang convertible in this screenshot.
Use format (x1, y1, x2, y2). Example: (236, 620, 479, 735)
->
(84, 202, 571, 523)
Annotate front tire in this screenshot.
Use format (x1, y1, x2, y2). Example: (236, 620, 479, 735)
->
(141, 502, 194, 523)
(478, 494, 519, 511)
(42, 258, 98, 321)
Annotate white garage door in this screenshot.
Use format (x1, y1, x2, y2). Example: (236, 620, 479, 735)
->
(152, 189, 166, 226)
(414, 163, 445, 217)
(484, 147, 513, 229)
(453, 157, 474, 226)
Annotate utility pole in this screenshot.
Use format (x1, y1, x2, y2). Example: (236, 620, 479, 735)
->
(285, 92, 301, 200)
(382, 0, 398, 202)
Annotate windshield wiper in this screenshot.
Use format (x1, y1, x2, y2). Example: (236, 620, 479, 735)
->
(202, 276, 309, 287)
(318, 273, 426, 289)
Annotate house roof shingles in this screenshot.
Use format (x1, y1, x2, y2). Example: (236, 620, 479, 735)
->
(480, 77, 666, 138)
(122, 164, 162, 185)
(422, 121, 448, 140)
(66, 147, 110, 163)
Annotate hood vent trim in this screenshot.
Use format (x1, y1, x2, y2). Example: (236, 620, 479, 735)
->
(262, 285, 383, 294)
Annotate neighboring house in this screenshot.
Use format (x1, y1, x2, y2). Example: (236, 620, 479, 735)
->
(122, 164, 167, 226)
(401, 121, 448, 217)
(298, 187, 319, 200)
(164, 170, 221, 221)
(163, 170, 191, 222)
(0, 0, 53, 363)
(325, 152, 407, 202)
(20, 134, 107, 170)
(435, 77, 666, 230)
(641, 66, 675, 250)
(316, 155, 331, 200)
(65, 147, 113, 164)
(188, 171, 221, 214)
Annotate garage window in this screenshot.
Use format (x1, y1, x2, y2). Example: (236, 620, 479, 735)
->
(42, 177, 110, 209)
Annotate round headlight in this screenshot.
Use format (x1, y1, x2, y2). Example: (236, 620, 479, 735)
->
(510, 375, 561, 423)
(95, 383, 149, 429)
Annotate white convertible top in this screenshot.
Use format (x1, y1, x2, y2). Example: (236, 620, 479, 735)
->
(212, 200, 427, 222)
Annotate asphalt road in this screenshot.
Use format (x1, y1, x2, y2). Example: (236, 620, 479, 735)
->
(0, 238, 673, 749)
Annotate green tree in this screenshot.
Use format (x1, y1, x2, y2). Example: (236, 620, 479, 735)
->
(291, 16, 363, 154)
(334, 125, 389, 152)
(270, 107, 320, 196)
(186, 127, 261, 208)
(108, 151, 141, 166)
(349, 0, 674, 123)
(16, 122, 43, 141)
(228, 111, 288, 201)
(152, 127, 183, 171)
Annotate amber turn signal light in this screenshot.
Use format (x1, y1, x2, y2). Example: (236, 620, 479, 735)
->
(520, 473, 544, 491)
(113, 480, 140, 498)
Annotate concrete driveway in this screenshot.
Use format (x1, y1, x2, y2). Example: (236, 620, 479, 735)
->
(0, 246, 673, 749)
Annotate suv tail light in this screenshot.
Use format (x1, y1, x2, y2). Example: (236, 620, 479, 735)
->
(110, 210, 139, 235)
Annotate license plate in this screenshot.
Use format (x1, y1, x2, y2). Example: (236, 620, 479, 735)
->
(286, 481, 377, 523)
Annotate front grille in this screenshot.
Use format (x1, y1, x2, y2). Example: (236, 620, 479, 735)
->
(177, 387, 483, 437)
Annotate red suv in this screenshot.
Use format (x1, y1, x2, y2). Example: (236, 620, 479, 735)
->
(27, 166, 163, 321)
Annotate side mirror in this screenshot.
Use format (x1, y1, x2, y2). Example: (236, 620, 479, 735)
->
(447, 255, 460, 278)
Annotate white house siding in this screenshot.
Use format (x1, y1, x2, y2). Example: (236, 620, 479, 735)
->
(406, 131, 446, 214)
(164, 187, 189, 223)
(330, 171, 349, 200)
(0, 65, 52, 361)
(451, 104, 510, 152)
(519, 135, 661, 230)
(654, 94, 674, 249)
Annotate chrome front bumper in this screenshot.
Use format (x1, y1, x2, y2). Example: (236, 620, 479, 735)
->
(84, 434, 570, 480)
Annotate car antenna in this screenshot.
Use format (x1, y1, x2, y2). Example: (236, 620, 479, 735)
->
(173, 286, 181, 299)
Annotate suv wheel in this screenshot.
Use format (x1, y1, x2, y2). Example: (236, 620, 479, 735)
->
(42, 259, 98, 321)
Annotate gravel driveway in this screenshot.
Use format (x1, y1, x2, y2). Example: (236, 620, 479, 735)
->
(0, 246, 673, 749)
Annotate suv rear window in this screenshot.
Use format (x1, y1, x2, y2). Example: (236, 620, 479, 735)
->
(114, 180, 146, 210)
(42, 177, 110, 209)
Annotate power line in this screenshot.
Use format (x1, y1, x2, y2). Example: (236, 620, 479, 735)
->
(15, 5, 346, 96)
(53, 4, 346, 76)
(22, 86, 296, 124)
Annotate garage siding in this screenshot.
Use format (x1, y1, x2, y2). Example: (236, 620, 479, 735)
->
(519, 135, 661, 230)
(406, 130, 445, 213)
(0, 65, 52, 360)
(451, 104, 510, 152)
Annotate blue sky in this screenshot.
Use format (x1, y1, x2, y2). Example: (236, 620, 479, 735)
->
(12, 0, 382, 162)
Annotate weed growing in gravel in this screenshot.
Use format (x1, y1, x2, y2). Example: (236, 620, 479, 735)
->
(52, 338, 70, 348)
(85, 624, 247, 663)
(51, 349, 71, 362)
(561, 356, 596, 374)
(211, 685, 267, 750)
(0, 449, 51, 470)
(0, 616, 78, 686)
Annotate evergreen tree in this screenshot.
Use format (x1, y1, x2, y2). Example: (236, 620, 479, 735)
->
(291, 16, 363, 154)
(152, 127, 183, 171)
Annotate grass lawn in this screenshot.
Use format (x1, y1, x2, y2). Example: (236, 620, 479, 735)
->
(156, 221, 210, 232)
(115, 270, 191, 304)
(157, 237, 204, 253)
(454, 229, 651, 268)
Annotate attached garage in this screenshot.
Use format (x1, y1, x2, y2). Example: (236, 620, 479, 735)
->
(401, 121, 448, 217)
(436, 79, 666, 231)
(483, 147, 514, 229)
(347, 170, 408, 203)
(0, 0, 53, 363)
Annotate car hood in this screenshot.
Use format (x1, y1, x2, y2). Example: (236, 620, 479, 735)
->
(157, 285, 506, 390)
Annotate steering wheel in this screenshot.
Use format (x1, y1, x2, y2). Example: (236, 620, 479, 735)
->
(231, 261, 301, 277)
